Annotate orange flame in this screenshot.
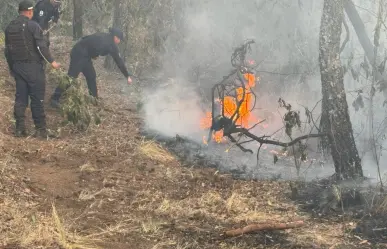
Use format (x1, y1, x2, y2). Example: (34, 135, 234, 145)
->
(200, 72, 261, 143)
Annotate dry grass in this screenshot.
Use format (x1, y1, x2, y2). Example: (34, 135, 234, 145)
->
(137, 138, 175, 163)
(0, 32, 4, 46)
(79, 162, 99, 173)
(154, 188, 299, 226)
(0, 200, 100, 249)
(371, 189, 387, 214)
(51, 204, 101, 249)
(140, 218, 168, 234)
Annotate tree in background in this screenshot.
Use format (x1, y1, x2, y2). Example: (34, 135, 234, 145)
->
(104, 0, 126, 71)
(1, 0, 18, 31)
(319, 0, 363, 180)
(104, 0, 180, 77)
(72, 0, 83, 40)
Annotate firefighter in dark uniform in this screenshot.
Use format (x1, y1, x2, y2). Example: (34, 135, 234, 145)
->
(32, 0, 61, 47)
(50, 27, 133, 107)
(4, 0, 61, 138)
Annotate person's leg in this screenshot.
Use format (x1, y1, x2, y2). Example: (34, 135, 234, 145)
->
(27, 63, 47, 132)
(82, 60, 98, 98)
(12, 65, 29, 137)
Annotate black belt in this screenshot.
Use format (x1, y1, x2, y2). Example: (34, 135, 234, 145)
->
(13, 60, 43, 64)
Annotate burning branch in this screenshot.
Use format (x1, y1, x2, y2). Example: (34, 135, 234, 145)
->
(223, 220, 305, 237)
(202, 39, 326, 157)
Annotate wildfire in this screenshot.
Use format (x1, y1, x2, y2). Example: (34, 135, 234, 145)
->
(200, 111, 224, 143)
(200, 72, 261, 144)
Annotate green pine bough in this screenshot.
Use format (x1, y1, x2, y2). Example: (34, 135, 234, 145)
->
(49, 69, 101, 131)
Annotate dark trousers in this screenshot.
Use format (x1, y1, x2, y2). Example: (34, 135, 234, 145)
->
(12, 62, 46, 130)
(51, 45, 97, 101)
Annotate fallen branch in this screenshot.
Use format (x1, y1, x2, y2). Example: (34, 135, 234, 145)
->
(223, 220, 305, 237)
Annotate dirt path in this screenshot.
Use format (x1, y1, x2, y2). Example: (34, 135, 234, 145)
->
(0, 36, 375, 249)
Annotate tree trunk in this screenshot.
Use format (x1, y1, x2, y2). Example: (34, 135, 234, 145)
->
(343, 0, 387, 99)
(104, 0, 128, 70)
(319, 0, 363, 180)
(72, 0, 83, 40)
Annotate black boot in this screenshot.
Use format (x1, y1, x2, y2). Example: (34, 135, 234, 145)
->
(33, 128, 57, 139)
(50, 98, 61, 109)
(14, 120, 27, 137)
(33, 118, 57, 139)
(15, 129, 28, 137)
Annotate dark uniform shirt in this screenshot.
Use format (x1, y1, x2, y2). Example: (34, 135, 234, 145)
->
(4, 15, 54, 69)
(32, 0, 60, 31)
(77, 32, 131, 78)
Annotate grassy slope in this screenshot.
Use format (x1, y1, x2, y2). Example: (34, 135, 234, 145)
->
(0, 36, 366, 249)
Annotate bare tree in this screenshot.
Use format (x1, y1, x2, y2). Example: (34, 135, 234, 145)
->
(319, 0, 363, 180)
(104, 0, 126, 71)
(103, 0, 180, 76)
(72, 0, 83, 40)
(343, 0, 387, 99)
(1, 0, 17, 31)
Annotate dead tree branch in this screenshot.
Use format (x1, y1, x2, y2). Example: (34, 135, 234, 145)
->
(228, 128, 326, 148)
(344, 0, 387, 94)
(223, 220, 305, 237)
(227, 134, 253, 153)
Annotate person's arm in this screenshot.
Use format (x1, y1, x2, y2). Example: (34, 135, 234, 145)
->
(32, 2, 48, 30)
(28, 21, 55, 64)
(3, 31, 14, 73)
(110, 44, 132, 78)
(52, 6, 60, 23)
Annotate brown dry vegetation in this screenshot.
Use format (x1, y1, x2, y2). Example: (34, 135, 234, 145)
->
(0, 36, 381, 249)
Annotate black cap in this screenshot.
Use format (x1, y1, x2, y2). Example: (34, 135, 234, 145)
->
(109, 27, 124, 41)
(18, 0, 34, 11)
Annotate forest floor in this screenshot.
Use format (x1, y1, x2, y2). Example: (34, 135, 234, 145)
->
(0, 36, 385, 249)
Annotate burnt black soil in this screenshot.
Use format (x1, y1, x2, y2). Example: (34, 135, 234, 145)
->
(140, 128, 253, 178)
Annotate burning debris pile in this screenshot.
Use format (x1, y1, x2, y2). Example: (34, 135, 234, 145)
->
(141, 40, 329, 180)
(197, 40, 324, 158)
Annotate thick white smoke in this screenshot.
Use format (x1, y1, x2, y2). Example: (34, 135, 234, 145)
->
(143, 79, 205, 142)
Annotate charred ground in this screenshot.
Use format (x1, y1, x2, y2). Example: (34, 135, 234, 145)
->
(0, 36, 385, 249)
